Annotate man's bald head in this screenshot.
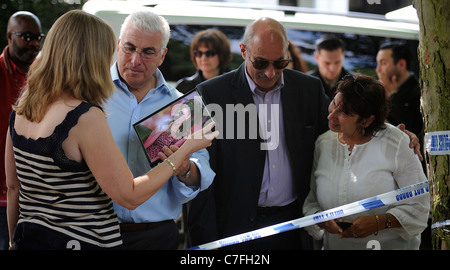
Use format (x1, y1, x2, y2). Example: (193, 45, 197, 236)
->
(7, 11, 41, 31)
(239, 17, 290, 92)
(242, 17, 289, 52)
(6, 11, 42, 70)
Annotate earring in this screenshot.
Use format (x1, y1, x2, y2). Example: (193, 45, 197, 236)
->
(362, 128, 365, 136)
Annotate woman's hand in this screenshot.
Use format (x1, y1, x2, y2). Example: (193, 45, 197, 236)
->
(155, 121, 218, 187)
(339, 215, 378, 238)
(158, 145, 191, 178)
(183, 121, 219, 154)
(319, 219, 344, 234)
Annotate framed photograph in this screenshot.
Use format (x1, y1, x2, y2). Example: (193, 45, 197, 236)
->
(133, 88, 213, 167)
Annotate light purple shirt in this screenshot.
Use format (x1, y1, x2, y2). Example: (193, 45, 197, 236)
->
(245, 65, 296, 207)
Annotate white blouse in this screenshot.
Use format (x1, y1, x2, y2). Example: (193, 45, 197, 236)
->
(303, 124, 430, 250)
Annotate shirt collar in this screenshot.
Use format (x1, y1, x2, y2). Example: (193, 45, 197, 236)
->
(110, 61, 174, 98)
(4, 46, 27, 76)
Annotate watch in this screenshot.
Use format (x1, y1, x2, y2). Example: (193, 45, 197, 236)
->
(385, 214, 392, 229)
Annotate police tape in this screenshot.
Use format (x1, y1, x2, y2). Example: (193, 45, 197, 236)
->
(187, 180, 430, 250)
(431, 220, 450, 230)
(425, 130, 450, 155)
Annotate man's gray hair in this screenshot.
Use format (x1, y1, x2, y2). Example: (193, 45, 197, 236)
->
(119, 11, 171, 50)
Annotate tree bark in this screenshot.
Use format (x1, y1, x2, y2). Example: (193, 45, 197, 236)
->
(413, 0, 450, 250)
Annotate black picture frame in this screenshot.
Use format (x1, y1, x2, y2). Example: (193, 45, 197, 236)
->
(133, 88, 213, 167)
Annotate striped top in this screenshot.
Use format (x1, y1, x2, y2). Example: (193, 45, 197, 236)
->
(9, 102, 122, 249)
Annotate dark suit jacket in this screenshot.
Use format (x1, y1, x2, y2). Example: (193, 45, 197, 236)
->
(188, 63, 330, 247)
(387, 75, 424, 137)
(176, 70, 205, 94)
(307, 67, 351, 99)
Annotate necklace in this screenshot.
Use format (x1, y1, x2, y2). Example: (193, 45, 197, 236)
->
(338, 132, 372, 155)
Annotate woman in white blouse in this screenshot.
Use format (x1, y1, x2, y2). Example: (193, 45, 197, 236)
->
(303, 74, 429, 250)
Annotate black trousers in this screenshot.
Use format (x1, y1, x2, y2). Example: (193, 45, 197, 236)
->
(225, 201, 312, 250)
(120, 220, 179, 250)
(13, 222, 123, 250)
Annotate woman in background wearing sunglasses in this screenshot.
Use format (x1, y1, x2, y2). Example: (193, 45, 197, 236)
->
(176, 28, 232, 94)
(303, 74, 429, 250)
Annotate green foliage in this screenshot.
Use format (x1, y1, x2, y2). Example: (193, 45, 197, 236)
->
(1, 0, 88, 49)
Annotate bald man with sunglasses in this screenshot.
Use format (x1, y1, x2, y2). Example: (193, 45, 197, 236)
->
(187, 17, 330, 250)
(1, 11, 42, 250)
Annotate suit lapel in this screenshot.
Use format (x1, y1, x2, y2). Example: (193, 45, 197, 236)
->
(280, 73, 297, 140)
(230, 63, 254, 106)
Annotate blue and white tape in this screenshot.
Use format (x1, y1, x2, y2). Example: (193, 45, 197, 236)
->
(187, 181, 430, 250)
(431, 220, 450, 230)
(425, 131, 450, 155)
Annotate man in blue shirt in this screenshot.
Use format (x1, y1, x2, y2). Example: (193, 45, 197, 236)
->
(104, 11, 214, 250)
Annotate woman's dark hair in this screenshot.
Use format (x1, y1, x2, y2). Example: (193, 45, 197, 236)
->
(190, 28, 232, 71)
(335, 74, 389, 136)
(288, 40, 308, 72)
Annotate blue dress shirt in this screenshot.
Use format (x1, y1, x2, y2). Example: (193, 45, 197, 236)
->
(245, 68, 296, 207)
(104, 63, 215, 223)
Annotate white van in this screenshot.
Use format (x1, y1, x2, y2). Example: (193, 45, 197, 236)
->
(83, 0, 419, 83)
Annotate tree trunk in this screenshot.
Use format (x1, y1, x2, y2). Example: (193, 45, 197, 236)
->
(413, 0, 450, 250)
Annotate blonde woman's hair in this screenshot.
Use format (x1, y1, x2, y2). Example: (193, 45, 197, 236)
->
(15, 10, 116, 122)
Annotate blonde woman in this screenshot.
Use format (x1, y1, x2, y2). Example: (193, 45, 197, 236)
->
(5, 10, 217, 250)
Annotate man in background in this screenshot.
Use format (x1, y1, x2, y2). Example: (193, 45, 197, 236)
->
(308, 34, 351, 99)
(376, 41, 425, 171)
(0, 11, 42, 250)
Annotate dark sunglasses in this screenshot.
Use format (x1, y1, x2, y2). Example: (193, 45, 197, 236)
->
(250, 58, 291, 70)
(9, 31, 45, 42)
(193, 50, 217, 58)
(342, 74, 366, 96)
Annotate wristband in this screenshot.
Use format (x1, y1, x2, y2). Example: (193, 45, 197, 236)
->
(385, 213, 392, 229)
(164, 158, 177, 175)
(178, 161, 192, 181)
(374, 215, 379, 236)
